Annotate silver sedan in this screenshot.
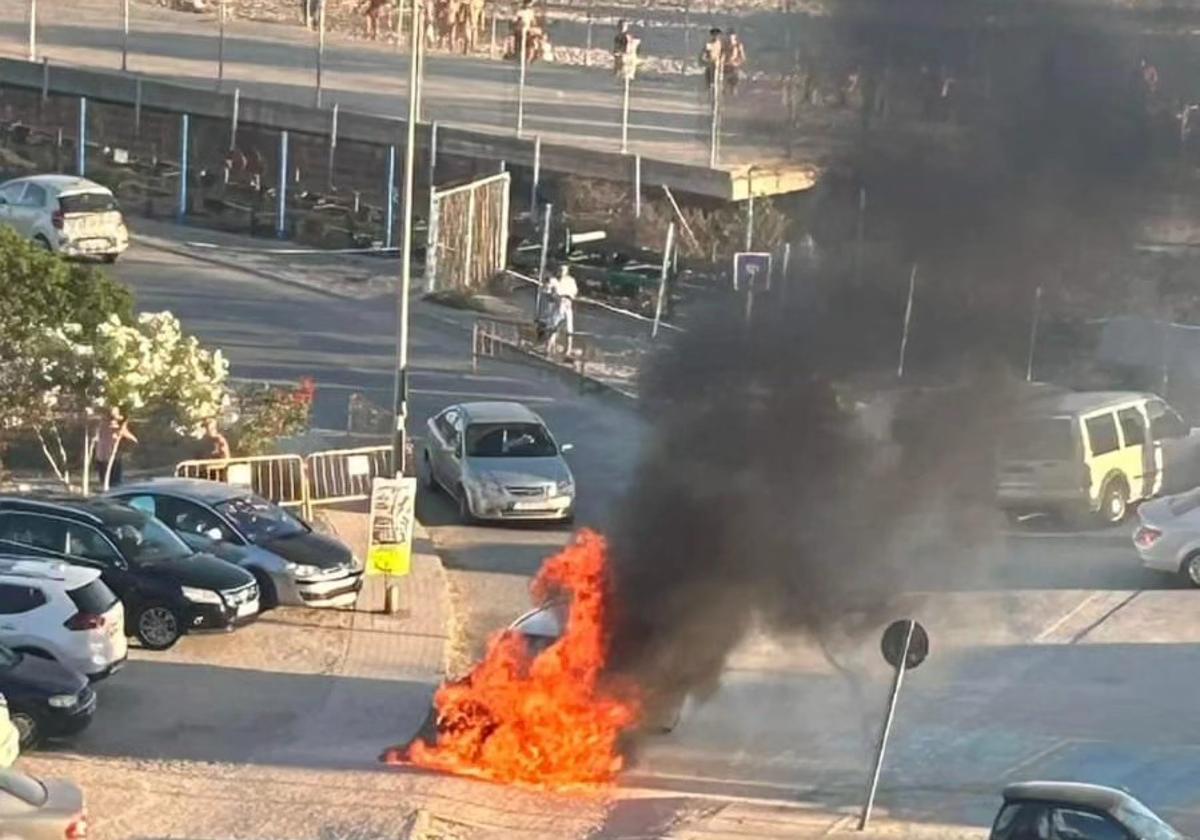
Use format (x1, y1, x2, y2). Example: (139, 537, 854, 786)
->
(1133, 487, 1200, 585)
(422, 401, 576, 523)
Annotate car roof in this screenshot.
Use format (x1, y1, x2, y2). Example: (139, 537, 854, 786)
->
(457, 401, 543, 424)
(1021, 390, 1155, 416)
(0, 556, 97, 588)
(2, 175, 111, 196)
(0, 494, 145, 527)
(1002, 781, 1139, 813)
(110, 477, 248, 504)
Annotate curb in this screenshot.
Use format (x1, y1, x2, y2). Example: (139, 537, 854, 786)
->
(488, 337, 641, 406)
(131, 234, 351, 301)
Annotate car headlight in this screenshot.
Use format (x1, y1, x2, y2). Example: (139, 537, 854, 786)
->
(48, 694, 78, 709)
(181, 586, 222, 604)
(556, 479, 574, 495)
(287, 562, 322, 579)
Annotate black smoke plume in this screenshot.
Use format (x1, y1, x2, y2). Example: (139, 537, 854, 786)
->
(605, 0, 1159, 706)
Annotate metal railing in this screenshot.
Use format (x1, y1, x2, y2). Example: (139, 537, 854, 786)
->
(175, 454, 309, 514)
(306, 445, 393, 511)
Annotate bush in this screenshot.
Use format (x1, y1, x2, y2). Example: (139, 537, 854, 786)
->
(227, 379, 315, 456)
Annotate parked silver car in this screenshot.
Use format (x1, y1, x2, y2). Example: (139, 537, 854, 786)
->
(0, 174, 128, 261)
(422, 402, 575, 523)
(107, 479, 361, 609)
(1133, 487, 1200, 585)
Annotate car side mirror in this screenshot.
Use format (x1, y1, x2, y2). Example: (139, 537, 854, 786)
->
(561, 443, 575, 453)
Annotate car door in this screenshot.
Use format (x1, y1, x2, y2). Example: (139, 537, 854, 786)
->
(0, 512, 69, 557)
(1116, 406, 1151, 500)
(145, 495, 243, 554)
(1081, 410, 1128, 505)
(430, 408, 462, 488)
(0, 182, 24, 233)
(12, 182, 47, 239)
(1147, 398, 1197, 495)
(60, 522, 139, 607)
(0, 583, 47, 640)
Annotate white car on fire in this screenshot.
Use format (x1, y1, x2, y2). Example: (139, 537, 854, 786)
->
(422, 402, 576, 523)
(0, 175, 129, 262)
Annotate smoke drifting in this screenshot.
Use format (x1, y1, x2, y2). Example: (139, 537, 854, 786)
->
(605, 0, 1160, 705)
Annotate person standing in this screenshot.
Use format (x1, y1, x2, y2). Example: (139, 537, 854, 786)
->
(699, 28, 724, 95)
(95, 407, 138, 490)
(723, 30, 746, 96)
(546, 263, 578, 354)
(201, 418, 232, 461)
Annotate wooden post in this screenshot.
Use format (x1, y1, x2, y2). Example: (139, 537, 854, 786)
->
(276, 130, 289, 238)
(177, 113, 190, 222)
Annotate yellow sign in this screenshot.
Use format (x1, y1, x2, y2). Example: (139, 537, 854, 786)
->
(366, 477, 416, 576)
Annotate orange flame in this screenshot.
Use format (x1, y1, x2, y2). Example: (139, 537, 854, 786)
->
(398, 529, 641, 789)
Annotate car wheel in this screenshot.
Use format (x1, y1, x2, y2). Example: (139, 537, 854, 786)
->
(33, 235, 52, 252)
(101, 253, 118, 264)
(457, 485, 476, 524)
(11, 711, 40, 750)
(1181, 553, 1200, 588)
(134, 603, 183, 650)
(252, 571, 278, 611)
(1098, 477, 1130, 525)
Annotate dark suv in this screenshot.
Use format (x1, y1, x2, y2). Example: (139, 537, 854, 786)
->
(0, 496, 259, 650)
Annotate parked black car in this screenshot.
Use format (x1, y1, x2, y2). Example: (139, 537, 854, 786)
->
(0, 496, 259, 651)
(0, 643, 94, 749)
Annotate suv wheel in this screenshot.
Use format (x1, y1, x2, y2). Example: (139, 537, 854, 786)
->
(253, 571, 278, 611)
(1182, 553, 1200, 588)
(135, 603, 183, 650)
(1099, 477, 1130, 525)
(11, 711, 39, 750)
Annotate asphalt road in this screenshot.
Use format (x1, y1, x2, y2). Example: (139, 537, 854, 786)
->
(109, 239, 1200, 835)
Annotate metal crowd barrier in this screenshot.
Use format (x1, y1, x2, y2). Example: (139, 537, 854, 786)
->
(306, 445, 393, 511)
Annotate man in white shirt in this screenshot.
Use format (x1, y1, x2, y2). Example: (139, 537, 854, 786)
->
(545, 263, 578, 354)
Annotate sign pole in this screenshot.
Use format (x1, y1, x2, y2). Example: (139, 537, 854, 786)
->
(178, 113, 189, 222)
(621, 74, 631, 153)
(517, 27, 528, 137)
(121, 0, 130, 72)
(28, 0, 36, 63)
(1025, 285, 1043, 383)
(896, 262, 917, 378)
(218, 0, 226, 86)
(315, 0, 326, 107)
(535, 202, 552, 317)
(859, 619, 915, 831)
(652, 223, 675, 338)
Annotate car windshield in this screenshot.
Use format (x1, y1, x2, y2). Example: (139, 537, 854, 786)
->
(1001, 418, 1074, 461)
(103, 514, 192, 565)
(59, 191, 118, 213)
(215, 496, 307, 544)
(1115, 800, 1182, 840)
(466, 422, 557, 458)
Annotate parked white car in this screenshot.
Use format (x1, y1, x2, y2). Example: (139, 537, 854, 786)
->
(0, 175, 129, 262)
(0, 558, 127, 680)
(0, 693, 17, 768)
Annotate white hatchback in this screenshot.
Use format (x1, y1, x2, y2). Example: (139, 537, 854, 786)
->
(0, 175, 129, 262)
(0, 559, 126, 680)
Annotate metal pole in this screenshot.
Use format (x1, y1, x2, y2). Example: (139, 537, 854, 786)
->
(535, 204, 552, 319)
(394, 0, 423, 474)
(464, 190, 476, 287)
(531, 134, 541, 210)
(634, 153, 641, 218)
(859, 620, 914, 831)
(517, 27, 528, 137)
(218, 0, 226, 85)
(276, 130, 289, 238)
(122, 0, 130, 72)
(425, 185, 439, 292)
(1025, 285, 1043, 383)
(315, 0, 326, 107)
(133, 77, 143, 138)
(327, 102, 339, 189)
(384, 144, 397, 249)
(781, 241, 791, 301)
(854, 186, 866, 284)
(490, 12, 497, 59)
(28, 0, 36, 62)
(77, 97, 86, 176)
(229, 88, 240, 150)
(429, 121, 439, 186)
(178, 113, 190, 222)
(745, 196, 755, 251)
(40, 58, 48, 104)
(621, 74, 631, 153)
(652, 223, 676, 338)
(709, 61, 722, 168)
(897, 263, 917, 378)
(584, 1, 593, 67)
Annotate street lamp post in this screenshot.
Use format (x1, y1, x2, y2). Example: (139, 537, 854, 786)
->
(28, 0, 37, 62)
(218, 0, 227, 86)
(315, 0, 326, 106)
(516, 27, 527, 137)
(393, 0, 423, 474)
(121, 0, 130, 71)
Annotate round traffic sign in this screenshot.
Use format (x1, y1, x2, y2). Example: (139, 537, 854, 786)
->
(880, 619, 929, 670)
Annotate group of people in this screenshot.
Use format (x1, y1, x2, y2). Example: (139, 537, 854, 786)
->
(699, 27, 748, 96)
(92, 409, 230, 490)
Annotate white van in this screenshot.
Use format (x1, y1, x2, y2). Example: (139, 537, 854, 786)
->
(998, 390, 1200, 524)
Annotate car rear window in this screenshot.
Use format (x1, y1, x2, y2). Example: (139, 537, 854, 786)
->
(68, 579, 118, 614)
(1002, 418, 1075, 461)
(0, 772, 47, 806)
(59, 192, 118, 214)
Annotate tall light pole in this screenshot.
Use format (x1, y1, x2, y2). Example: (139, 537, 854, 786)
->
(121, 0, 130, 71)
(28, 0, 37, 62)
(393, 0, 423, 474)
(516, 26, 527, 136)
(314, 0, 326, 106)
(218, 0, 226, 86)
